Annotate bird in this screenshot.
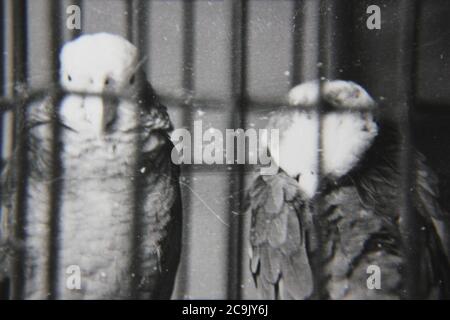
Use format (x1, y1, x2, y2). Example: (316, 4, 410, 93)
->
(0, 33, 182, 299)
(247, 80, 450, 299)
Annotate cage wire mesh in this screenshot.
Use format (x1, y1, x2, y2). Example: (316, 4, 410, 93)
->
(0, 0, 449, 299)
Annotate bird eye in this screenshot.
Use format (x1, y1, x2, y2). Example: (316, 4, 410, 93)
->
(129, 75, 135, 85)
(68, 75, 72, 81)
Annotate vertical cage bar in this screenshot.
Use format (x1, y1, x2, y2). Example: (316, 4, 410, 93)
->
(291, 0, 303, 86)
(0, 0, 7, 299)
(128, 0, 148, 57)
(227, 0, 248, 300)
(126, 0, 132, 41)
(311, 0, 328, 299)
(0, 1, 4, 164)
(321, 0, 354, 80)
(182, 1, 195, 105)
(46, 0, 63, 299)
(290, 0, 323, 299)
(292, 0, 320, 85)
(125, 0, 137, 298)
(396, 0, 420, 299)
(5, 0, 28, 300)
(126, 0, 143, 298)
(311, 0, 356, 299)
(322, 0, 354, 80)
(175, 0, 195, 298)
(127, 0, 154, 299)
(49, 0, 62, 86)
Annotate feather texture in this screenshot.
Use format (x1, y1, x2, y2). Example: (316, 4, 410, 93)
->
(249, 80, 450, 299)
(0, 33, 182, 299)
(248, 172, 313, 300)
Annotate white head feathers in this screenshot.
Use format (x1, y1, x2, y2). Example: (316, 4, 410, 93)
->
(288, 80, 376, 109)
(58, 33, 140, 138)
(267, 80, 378, 199)
(60, 33, 138, 93)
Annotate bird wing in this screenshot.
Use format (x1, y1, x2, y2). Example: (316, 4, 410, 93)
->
(137, 139, 182, 300)
(247, 171, 313, 300)
(413, 151, 450, 297)
(1, 158, 14, 235)
(321, 186, 406, 299)
(350, 123, 450, 298)
(133, 93, 182, 299)
(0, 159, 14, 287)
(414, 151, 448, 220)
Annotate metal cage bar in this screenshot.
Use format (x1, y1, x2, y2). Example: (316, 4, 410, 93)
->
(175, 0, 196, 298)
(313, 0, 329, 299)
(5, 0, 28, 300)
(46, 0, 64, 299)
(396, 0, 421, 299)
(227, 0, 248, 300)
(291, 0, 303, 86)
(127, 0, 143, 299)
(0, 0, 7, 299)
(321, 0, 354, 80)
(0, 2, 4, 165)
(127, 0, 147, 53)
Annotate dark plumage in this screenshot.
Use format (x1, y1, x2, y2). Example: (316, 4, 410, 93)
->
(247, 80, 450, 299)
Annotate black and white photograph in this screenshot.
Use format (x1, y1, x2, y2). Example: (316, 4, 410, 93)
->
(0, 0, 450, 305)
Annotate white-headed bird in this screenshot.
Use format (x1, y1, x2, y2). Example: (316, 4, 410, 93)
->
(1, 33, 182, 299)
(247, 80, 450, 299)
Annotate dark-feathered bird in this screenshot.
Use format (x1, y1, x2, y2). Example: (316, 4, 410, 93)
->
(0, 33, 182, 299)
(247, 80, 450, 299)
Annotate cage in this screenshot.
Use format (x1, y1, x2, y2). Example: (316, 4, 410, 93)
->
(0, 0, 450, 300)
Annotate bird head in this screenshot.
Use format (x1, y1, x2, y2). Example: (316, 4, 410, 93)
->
(268, 80, 378, 199)
(59, 33, 141, 138)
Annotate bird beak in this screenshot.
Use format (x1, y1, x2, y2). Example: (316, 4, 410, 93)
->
(298, 172, 319, 199)
(84, 95, 116, 138)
